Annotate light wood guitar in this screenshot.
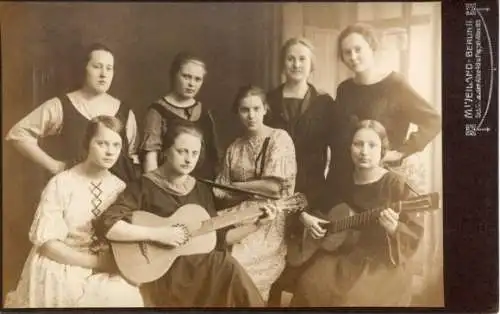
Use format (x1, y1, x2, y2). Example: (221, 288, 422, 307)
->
(286, 192, 440, 267)
(111, 193, 307, 285)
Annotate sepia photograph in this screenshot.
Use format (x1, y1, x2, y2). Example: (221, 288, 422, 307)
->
(0, 1, 495, 311)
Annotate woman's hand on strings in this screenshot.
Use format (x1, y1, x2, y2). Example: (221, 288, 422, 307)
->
(152, 225, 190, 247)
(300, 212, 329, 239)
(256, 203, 279, 226)
(379, 208, 400, 235)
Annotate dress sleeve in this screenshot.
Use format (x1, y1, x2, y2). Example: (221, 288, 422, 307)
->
(94, 180, 143, 239)
(125, 109, 140, 164)
(261, 130, 297, 197)
(213, 145, 235, 200)
(395, 76, 442, 156)
(28, 174, 69, 246)
(140, 107, 164, 153)
(5, 97, 63, 143)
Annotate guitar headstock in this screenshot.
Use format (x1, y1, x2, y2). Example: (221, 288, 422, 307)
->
(277, 192, 309, 213)
(401, 192, 441, 213)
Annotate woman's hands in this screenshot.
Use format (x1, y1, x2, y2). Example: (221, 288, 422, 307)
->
(150, 224, 191, 247)
(300, 212, 329, 239)
(379, 208, 400, 235)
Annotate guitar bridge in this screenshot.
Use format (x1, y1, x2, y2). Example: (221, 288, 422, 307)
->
(139, 242, 151, 264)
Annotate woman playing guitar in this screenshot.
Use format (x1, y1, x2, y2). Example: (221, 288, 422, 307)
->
(94, 120, 264, 307)
(290, 119, 424, 307)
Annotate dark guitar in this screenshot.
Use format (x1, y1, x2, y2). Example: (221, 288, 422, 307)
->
(111, 193, 307, 285)
(286, 192, 440, 267)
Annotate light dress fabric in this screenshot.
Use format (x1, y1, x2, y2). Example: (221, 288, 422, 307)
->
(4, 165, 144, 308)
(215, 128, 298, 301)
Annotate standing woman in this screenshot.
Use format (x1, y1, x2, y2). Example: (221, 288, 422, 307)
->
(214, 85, 300, 302)
(5, 116, 143, 308)
(5, 43, 140, 184)
(95, 120, 264, 307)
(140, 52, 220, 180)
(291, 120, 424, 307)
(329, 23, 441, 190)
(266, 38, 337, 206)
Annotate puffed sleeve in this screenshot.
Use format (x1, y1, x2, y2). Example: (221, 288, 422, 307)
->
(94, 180, 143, 239)
(140, 107, 164, 153)
(5, 97, 63, 143)
(261, 130, 297, 197)
(28, 174, 69, 246)
(125, 109, 140, 164)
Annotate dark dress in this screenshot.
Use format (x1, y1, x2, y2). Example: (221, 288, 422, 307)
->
(94, 175, 264, 307)
(266, 83, 338, 204)
(330, 71, 441, 197)
(44, 94, 139, 184)
(290, 171, 424, 307)
(140, 98, 220, 180)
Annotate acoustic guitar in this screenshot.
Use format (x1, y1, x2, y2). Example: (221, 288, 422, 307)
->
(111, 193, 307, 285)
(286, 192, 440, 267)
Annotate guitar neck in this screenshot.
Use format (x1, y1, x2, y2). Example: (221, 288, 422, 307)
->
(192, 193, 307, 237)
(330, 193, 438, 233)
(192, 208, 263, 237)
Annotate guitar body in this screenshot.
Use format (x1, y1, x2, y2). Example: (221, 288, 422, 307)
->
(111, 204, 217, 285)
(287, 203, 353, 267)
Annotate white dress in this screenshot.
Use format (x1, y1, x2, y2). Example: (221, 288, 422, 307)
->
(4, 166, 144, 308)
(215, 128, 297, 301)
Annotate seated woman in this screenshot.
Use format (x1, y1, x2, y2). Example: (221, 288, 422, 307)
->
(94, 120, 264, 307)
(4, 116, 143, 308)
(214, 85, 300, 302)
(291, 120, 424, 307)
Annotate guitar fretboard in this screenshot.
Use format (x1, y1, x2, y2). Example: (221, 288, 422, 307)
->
(330, 193, 438, 233)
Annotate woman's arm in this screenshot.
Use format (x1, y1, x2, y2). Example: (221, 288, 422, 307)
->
(39, 240, 99, 269)
(125, 110, 140, 164)
(225, 223, 259, 245)
(143, 151, 159, 173)
(6, 98, 66, 174)
(232, 179, 281, 198)
(140, 108, 163, 173)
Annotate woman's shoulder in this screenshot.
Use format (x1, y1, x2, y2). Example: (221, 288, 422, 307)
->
(270, 127, 292, 141)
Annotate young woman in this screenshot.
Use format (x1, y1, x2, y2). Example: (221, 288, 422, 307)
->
(94, 120, 264, 307)
(140, 52, 219, 180)
(4, 116, 143, 308)
(5, 43, 140, 184)
(264, 38, 339, 304)
(265, 37, 337, 207)
(290, 120, 424, 306)
(329, 23, 441, 193)
(214, 85, 300, 302)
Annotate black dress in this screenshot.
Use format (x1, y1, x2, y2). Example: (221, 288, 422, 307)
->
(329, 71, 441, 197)
(266, 84, 338, 204)
(44, 94, 139, 184)
(140, 98, 220, 180)
(94, 174, 264, 307)
(290, 171, 424, 306)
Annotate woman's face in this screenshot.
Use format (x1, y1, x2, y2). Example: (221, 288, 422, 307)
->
(164, 132, 202, 176)
(284, 43, 313, 83)
(341, 33, 376, 74)
(173, 61, 205, 100)
(350, 128, 382, 169)
(238, 95, 267, 133)
(84, 49, 114, 94)
(86, 124, 122, 170)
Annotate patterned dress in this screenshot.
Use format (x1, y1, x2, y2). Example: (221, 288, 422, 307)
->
(4, 165, 143, 308)
(215, 128, 298, 301)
